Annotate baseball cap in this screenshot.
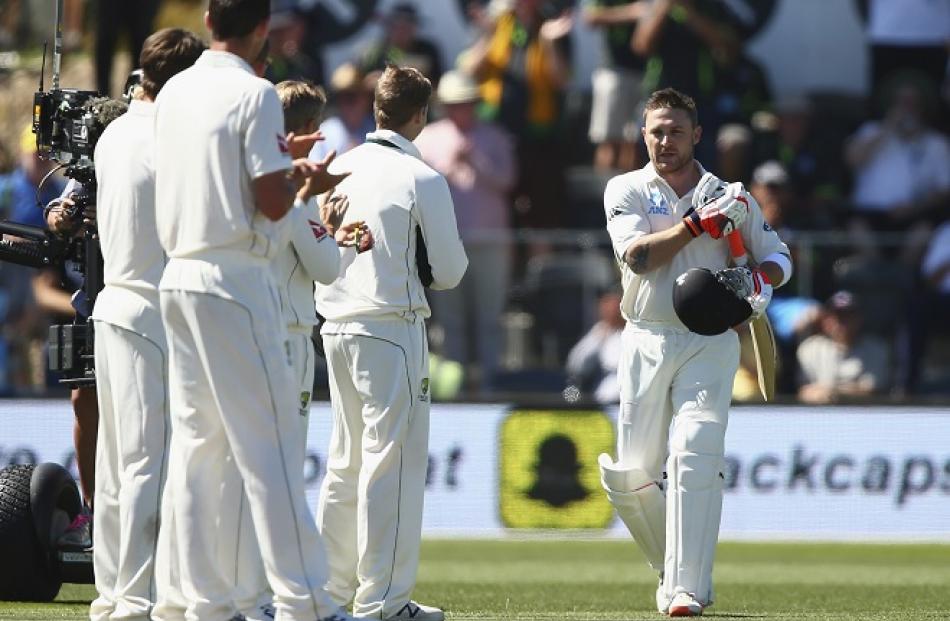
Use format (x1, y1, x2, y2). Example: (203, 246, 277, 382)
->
(437, 70, 480, 105)
(716, 123, 752, 149)
(752, 160, 790, 187)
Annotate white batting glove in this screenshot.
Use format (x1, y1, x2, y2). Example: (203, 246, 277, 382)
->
(692, 172, 728, 209)
(683, 182, 751, 239)
(716, 266, 773, 319)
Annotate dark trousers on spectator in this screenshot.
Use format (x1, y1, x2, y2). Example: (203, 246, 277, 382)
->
(95, 0, 159, 95)
(900, 287, 950, 394)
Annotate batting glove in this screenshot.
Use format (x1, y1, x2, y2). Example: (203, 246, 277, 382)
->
(683, 182, 750, 239)
(716, 266, 773, 319)
(692, 173, 727, 209)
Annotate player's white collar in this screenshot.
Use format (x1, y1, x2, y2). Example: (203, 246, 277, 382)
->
(365, 129, 422, 161)
(128, 99, 155, 117)
(645, 160, 707, 199)
(197, 49, 255, 75)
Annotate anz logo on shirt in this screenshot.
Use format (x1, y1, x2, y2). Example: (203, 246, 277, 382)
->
(647, 188, 671, 216)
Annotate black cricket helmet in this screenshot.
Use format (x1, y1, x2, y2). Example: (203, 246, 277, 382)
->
(672, 268, 752, 335)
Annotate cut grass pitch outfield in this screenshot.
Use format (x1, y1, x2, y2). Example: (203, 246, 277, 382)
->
(1, 540, 948, 620)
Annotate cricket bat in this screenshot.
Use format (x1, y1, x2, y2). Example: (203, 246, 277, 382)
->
(727, 231, 778, 401)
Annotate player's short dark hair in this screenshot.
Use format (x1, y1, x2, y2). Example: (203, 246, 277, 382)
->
(374, 65, 432, 130)
(643, 87, 699, 127)
(276, 80, 327, 134)
(208, 0, 270, 41)
(140, 28, 206, 99)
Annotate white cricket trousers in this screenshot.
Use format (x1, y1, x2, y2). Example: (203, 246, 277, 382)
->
(317, 317, 430, 619)
(159, 288, 337, 621)
(231, 329, 318, 618)
(617, 322, 738, 604)
(90, 322, 169, 621)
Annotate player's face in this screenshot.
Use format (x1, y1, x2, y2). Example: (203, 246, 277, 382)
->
(642, 107, 701, 175)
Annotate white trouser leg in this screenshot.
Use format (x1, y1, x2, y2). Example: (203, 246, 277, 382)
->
(319, 320, 429, 618)
(161, 290, 338, 621)
(316, 333, 363, 607)
(288, 332, 316, 459)
(663, 330, 738, 606)
(92, 323, 169, 621)
(91, 327, 119, 621)
(611, 326, 675, 572)
(152, 435, 186, 621)
(234, 331, 316, 619)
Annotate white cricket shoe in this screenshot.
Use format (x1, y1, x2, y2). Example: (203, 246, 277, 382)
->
(656, 574, 670, 614)
(668, 592, 704, 617)
(385, 601, 444, 621)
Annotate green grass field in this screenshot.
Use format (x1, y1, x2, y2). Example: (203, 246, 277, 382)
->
(1, 540, 948, 620)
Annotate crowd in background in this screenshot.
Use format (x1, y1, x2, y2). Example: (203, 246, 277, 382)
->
(0, 0, 948, 402)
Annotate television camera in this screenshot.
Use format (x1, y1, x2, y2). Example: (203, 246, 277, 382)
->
(0, 2, 107, 387)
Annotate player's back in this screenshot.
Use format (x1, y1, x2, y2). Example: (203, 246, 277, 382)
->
(95, 101, 161, 297)
(315, 138, 439, 323)
(154, 50, 285, 265)
(92, 100, 165, 340)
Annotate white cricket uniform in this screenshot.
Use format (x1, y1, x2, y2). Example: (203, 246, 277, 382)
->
(314, 129, 467, 618)
(153, 49, 339, 621)
(603, 161, 789, 606)
(232, 198, 344, 619)
(89, 99, 169, 621)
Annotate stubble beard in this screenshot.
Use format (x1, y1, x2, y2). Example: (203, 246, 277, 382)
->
(654, 148, 694, 175)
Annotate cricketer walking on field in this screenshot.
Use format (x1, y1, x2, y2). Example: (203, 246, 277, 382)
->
(601, 88, 793, 617)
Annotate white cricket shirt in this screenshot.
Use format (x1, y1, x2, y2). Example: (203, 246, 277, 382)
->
(154, 50, 292, 298)
(315, 129, 468, 325)
(271, 196, 341, 333)
(91, 99, 164, 343)
(605, 161, 790, 328)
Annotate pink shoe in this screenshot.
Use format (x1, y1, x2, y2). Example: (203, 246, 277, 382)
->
(58, 511, 92, 549)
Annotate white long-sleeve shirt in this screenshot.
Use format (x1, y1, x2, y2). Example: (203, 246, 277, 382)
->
(605, 161, 790, 327)
(271, 197, 341, 333)
(91, 99, 165, 345)
(315, 129, 468, 324)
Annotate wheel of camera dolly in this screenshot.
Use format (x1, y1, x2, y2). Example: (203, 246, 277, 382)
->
(0, 463, 82, 601)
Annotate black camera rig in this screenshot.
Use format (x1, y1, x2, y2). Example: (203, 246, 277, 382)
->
(0, 0, 104, 387)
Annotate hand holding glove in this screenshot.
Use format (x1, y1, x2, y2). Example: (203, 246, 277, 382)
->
(683, 182, 750, 239)
(716, 266, 773, 319)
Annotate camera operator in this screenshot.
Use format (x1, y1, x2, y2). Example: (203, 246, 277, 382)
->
(39, 97, 127, 549)
(83, 28, 205, 621)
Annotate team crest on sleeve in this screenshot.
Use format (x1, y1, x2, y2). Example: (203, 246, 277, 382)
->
(763, 221, 773, 231)
(276, 134, 289, 154)
(307, 219, 328, 241)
